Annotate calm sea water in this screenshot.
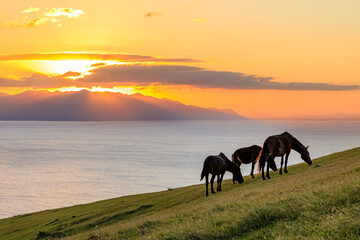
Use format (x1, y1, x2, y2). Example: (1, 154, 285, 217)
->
(1, 120, 359, 219)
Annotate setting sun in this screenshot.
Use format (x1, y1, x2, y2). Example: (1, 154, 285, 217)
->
(24, 59, 119, 79)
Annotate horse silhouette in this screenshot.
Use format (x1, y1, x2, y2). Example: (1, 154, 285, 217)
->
(258, 132, 312, 180)
(232, 145, 277, 181)
(200, 152, 243, 196)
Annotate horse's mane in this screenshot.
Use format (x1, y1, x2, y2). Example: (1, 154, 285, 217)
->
(226, 158, 239, 173)
(282, 132, 306, 149)
(219, 152, 229, 161)
(280, 131, 293, 137)
(291, 136, 306, 149)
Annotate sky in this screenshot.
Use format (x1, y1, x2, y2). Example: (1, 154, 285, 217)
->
(0, 0, 359, 118)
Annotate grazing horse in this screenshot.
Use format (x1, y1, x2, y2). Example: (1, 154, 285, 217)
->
(258, 131, 312, 180)
(200, 152, 244, 196)
(232, 145, 277, 181)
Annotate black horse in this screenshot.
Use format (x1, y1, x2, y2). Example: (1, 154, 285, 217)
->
(258, 132, 312, 180)
(232, 145, 277, 181)
(200, 152, 243, 196)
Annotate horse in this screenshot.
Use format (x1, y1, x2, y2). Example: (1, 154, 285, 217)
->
(200, 152, 244, 196)
(258, 131, 312, 180)
(232, 145, 277, 181)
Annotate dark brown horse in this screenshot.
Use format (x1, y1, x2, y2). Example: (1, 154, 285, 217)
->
(258, 131, 312, 180)
(200, 152, 243, 196)
(232, 145, 277, 181)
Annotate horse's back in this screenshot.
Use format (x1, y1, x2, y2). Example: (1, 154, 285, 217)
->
(234, 145, 262, 164)
(250, 145, 262, 161)
(265, 135, 292, 156)
(205, 155, 226, 174)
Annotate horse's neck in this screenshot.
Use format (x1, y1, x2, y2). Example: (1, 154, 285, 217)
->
(225, 160, 236, 173)
(290, 137, 305, 154)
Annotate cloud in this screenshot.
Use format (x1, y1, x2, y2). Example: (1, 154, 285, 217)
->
(59, 71, 82, 78)
(0, 65, 358, 91)
(192, 18, 205, 23)
(1, 7, 84, 29)
(78, 64, 359, 91)
(0, 18, 49, 28)
(90, 62, 107, 68)
(0, 52, 199, 63)
(44, 8, 84, 18)
(0, 74, 74, 88)
(145, 11, 163, 17)
(22, 7, 40, 13)
(25, 17, 49, 27)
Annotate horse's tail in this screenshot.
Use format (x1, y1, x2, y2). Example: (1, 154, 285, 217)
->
(200, 159, 208, 181)
(257, 141, 268, 173)
(255, 148, 263, 162)
(232, 152, 235, 163)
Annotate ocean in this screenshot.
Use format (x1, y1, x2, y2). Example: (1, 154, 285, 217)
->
(1, 120, 359, 219)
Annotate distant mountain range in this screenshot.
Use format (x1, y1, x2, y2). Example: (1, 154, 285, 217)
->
(0, 90, 244, 121)
(274, 114, 360, 121)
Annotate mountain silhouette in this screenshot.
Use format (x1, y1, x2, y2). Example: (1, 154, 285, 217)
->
(0, 90, 244, 121)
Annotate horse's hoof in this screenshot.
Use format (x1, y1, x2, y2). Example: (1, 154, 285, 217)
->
(267, 176, 271, 179)
(279, 172, 282, 175)
(284, 170, 288, 173)
(251, 175, 254, 179)
(262, 178, 266, 181)
(211, 191, 215, 194)
(218, 189, 222, 192)
(206, 194, 209, 197)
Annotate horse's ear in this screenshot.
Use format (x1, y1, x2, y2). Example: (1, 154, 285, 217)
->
(306, 146, 309, 150)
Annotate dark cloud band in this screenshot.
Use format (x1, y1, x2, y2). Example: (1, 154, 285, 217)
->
(80, 64, 359, 91)
(0, 64, 358, 91)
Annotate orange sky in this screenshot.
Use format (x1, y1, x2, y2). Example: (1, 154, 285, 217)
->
(0, 0, 359, 118)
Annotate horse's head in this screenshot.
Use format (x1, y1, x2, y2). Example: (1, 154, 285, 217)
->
(301, 146, 312, 165)
(269, 159, 278, 171)
(234, 168, 244, 184)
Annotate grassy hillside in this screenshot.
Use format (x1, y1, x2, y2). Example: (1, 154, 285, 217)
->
(1, 148, 359, 240)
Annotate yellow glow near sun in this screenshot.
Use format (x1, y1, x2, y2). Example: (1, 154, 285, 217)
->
(49, 86, 137, 95)
(25, 60, 119, 79)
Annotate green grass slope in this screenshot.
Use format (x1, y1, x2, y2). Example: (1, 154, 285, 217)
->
(1, 148, 359, 240)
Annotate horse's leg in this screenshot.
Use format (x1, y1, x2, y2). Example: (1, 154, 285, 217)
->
(262, 159, 266, 181)
(251, 162, 255, 178)
(266, 161, 270, 179)
(217, 174, 220, 191)
(205, 174, 209, 196)
(266, 156, 274, 179)
(262, 155, 270, 180)
(210, 174, 216, 194)
(279, 155, 284, 175)
(219, 173, 225, 191)
(284, 153, 290, 173)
